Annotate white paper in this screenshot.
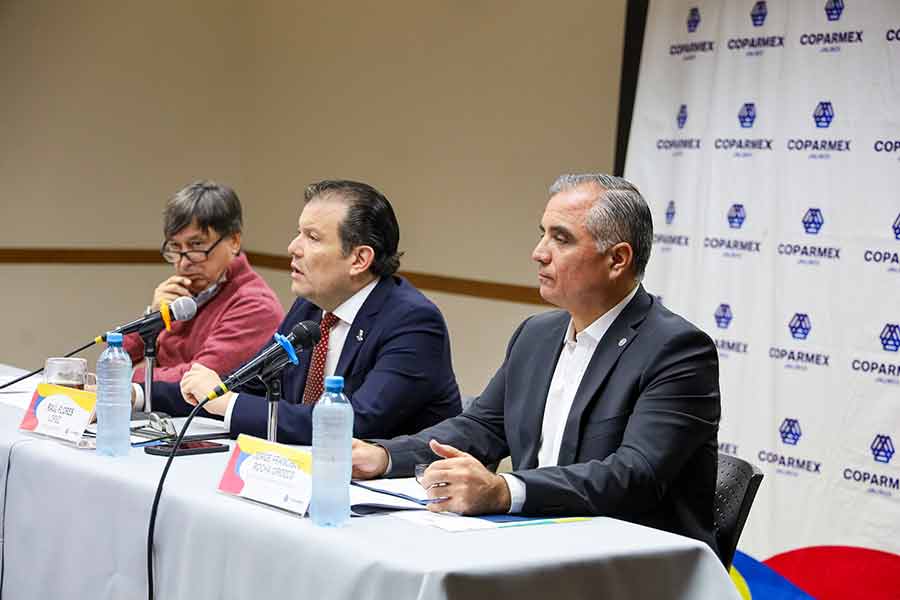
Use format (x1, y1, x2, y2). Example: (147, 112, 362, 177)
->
(349, 478, 428, 514)
(356, 477, 429, 500)
(391, 510, 497, 532)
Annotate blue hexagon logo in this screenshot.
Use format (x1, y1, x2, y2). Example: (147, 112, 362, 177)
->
(871, 435, 895, 464)
(727, 203, 746, 229)
(665, 200, 676, 225)
(714, 303, 733, 329)
(780, 418, 802, 445)
(687, 7, 701, 33)
(738, 103, 756, 128)
(880, 323, 900, 352)
(677, 104, 688, 129)
(803, 208, 824, 234)
(893, 213, 900, 240)
(825, 0, 844, 22)
(751, 1, 768, 27)
(814, 101, 834, 128)
(789, 313, 812, 340)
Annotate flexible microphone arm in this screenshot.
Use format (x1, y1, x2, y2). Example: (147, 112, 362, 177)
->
(100, 296, 197, 342)
(206, 320, 320, 400)
(0, 297, 197, 392)
(0, 339, 97, 391)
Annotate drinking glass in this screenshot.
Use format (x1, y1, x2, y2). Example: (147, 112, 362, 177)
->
(43, 357, 93, 390)
(414, 463, 430, 487)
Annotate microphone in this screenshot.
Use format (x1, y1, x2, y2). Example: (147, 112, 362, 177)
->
(0, 297, 200, 392)
(96, 296, 197, 343)
(206, 320, 320, 400)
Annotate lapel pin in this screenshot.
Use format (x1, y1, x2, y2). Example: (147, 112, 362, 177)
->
(618, 337, 627, 347)
(356, 329, 365, 342)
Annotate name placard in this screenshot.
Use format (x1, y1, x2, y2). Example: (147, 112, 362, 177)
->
(19, 383, 96, 444)
(218, 434, 312, 516)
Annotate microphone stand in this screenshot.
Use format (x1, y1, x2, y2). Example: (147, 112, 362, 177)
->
(258, 355, 293, 443)
(139, 328, 162, 415)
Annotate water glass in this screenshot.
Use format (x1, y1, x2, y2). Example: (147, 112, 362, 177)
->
(43, 357, 92, 390)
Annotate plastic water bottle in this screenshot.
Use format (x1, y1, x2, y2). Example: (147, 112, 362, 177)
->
(96, 332, 132, 457)
(310, 376, 354, 526)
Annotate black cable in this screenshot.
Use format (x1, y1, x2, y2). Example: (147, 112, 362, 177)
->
(146, 397, 211, 600)
(0, 339, 98, 390)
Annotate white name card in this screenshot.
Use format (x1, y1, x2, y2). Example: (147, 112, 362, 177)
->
(218, 434, 312, 515)
(19, 383, 96, 444)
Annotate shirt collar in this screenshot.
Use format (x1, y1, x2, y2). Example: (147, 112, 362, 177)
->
(192, 271, 229, 309)
(564, 283, 640, 345)
(324, 278, 379, 326)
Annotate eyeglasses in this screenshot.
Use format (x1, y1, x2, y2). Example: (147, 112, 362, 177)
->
(161, 235, 226, 264)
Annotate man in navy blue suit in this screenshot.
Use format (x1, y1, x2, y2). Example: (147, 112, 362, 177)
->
(153, 180, 461, 444)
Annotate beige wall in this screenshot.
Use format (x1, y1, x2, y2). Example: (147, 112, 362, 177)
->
(0, 0, 249, 248)
(0, 0, 626, 392)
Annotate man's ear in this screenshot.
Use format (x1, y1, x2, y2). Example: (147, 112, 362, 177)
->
(607, 242, 634, 279)
(349, 245, 375, 276)
(229, 232, 242, 255)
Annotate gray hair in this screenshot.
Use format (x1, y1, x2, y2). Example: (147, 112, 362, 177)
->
(548, 173, 653, 280)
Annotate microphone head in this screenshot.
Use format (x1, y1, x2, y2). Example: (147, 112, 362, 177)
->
(290, 320, 321, 350)
(170, 296, 198, 322)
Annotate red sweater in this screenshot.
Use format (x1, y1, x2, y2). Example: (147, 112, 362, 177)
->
(124, 254, 284, 384)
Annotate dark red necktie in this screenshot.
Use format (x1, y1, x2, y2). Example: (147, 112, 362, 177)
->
(302, 312, 341, 404)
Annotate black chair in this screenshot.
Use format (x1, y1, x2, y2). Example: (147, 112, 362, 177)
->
(713, 452, 764, 569)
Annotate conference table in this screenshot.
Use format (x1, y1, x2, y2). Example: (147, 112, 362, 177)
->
(0, 364, 739, 600)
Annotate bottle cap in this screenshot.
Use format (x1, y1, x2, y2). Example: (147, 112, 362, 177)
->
(324, 375, 344, 392)
(106, 332, 123, 345)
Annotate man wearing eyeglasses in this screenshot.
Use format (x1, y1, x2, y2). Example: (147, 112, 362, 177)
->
(125, 181, 284, 397)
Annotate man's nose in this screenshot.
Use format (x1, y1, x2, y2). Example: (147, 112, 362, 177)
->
(288, 235, 302, 256)
(532, 239, 549, 264)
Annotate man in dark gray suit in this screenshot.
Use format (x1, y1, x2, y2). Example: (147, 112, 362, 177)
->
(352, 173, 720, 551)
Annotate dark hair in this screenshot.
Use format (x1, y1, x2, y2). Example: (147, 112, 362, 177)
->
(163, 180, 243, 239)
(303, 180, 403, 277)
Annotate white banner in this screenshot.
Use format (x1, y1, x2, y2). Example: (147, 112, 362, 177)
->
(626, 1, 899, 596)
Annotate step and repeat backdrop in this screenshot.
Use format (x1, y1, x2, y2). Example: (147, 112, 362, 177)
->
(626, 0, 899, 596)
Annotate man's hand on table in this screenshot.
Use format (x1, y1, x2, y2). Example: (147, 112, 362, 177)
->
(351, 438, 511, 515)
(351, 439, 390, 479)
(420, 440, 511, 515)
(180, 363, 231, 416)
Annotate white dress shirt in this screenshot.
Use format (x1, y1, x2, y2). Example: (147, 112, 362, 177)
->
(221, 278, 379, 429)
(501, 284, 639, 512)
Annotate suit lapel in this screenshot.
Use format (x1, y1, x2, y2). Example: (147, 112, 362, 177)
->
(335, 277, 393, 376)
(556, 286, 652, 465)
(284, 300, 318, 403)
(519, 315, 568, 469)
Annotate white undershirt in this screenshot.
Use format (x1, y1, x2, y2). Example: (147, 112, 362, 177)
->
(221, 278, 379, 429)
(501, 284, 639, 512)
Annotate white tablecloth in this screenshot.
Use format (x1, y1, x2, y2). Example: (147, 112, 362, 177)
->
(0, 365, 739, 600)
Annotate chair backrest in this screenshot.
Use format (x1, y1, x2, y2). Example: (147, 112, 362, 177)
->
(713, 452, 764, 569)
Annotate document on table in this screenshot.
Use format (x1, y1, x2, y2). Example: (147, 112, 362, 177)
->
(349, 478, 433, 515)
(392, 510, 596, 532)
